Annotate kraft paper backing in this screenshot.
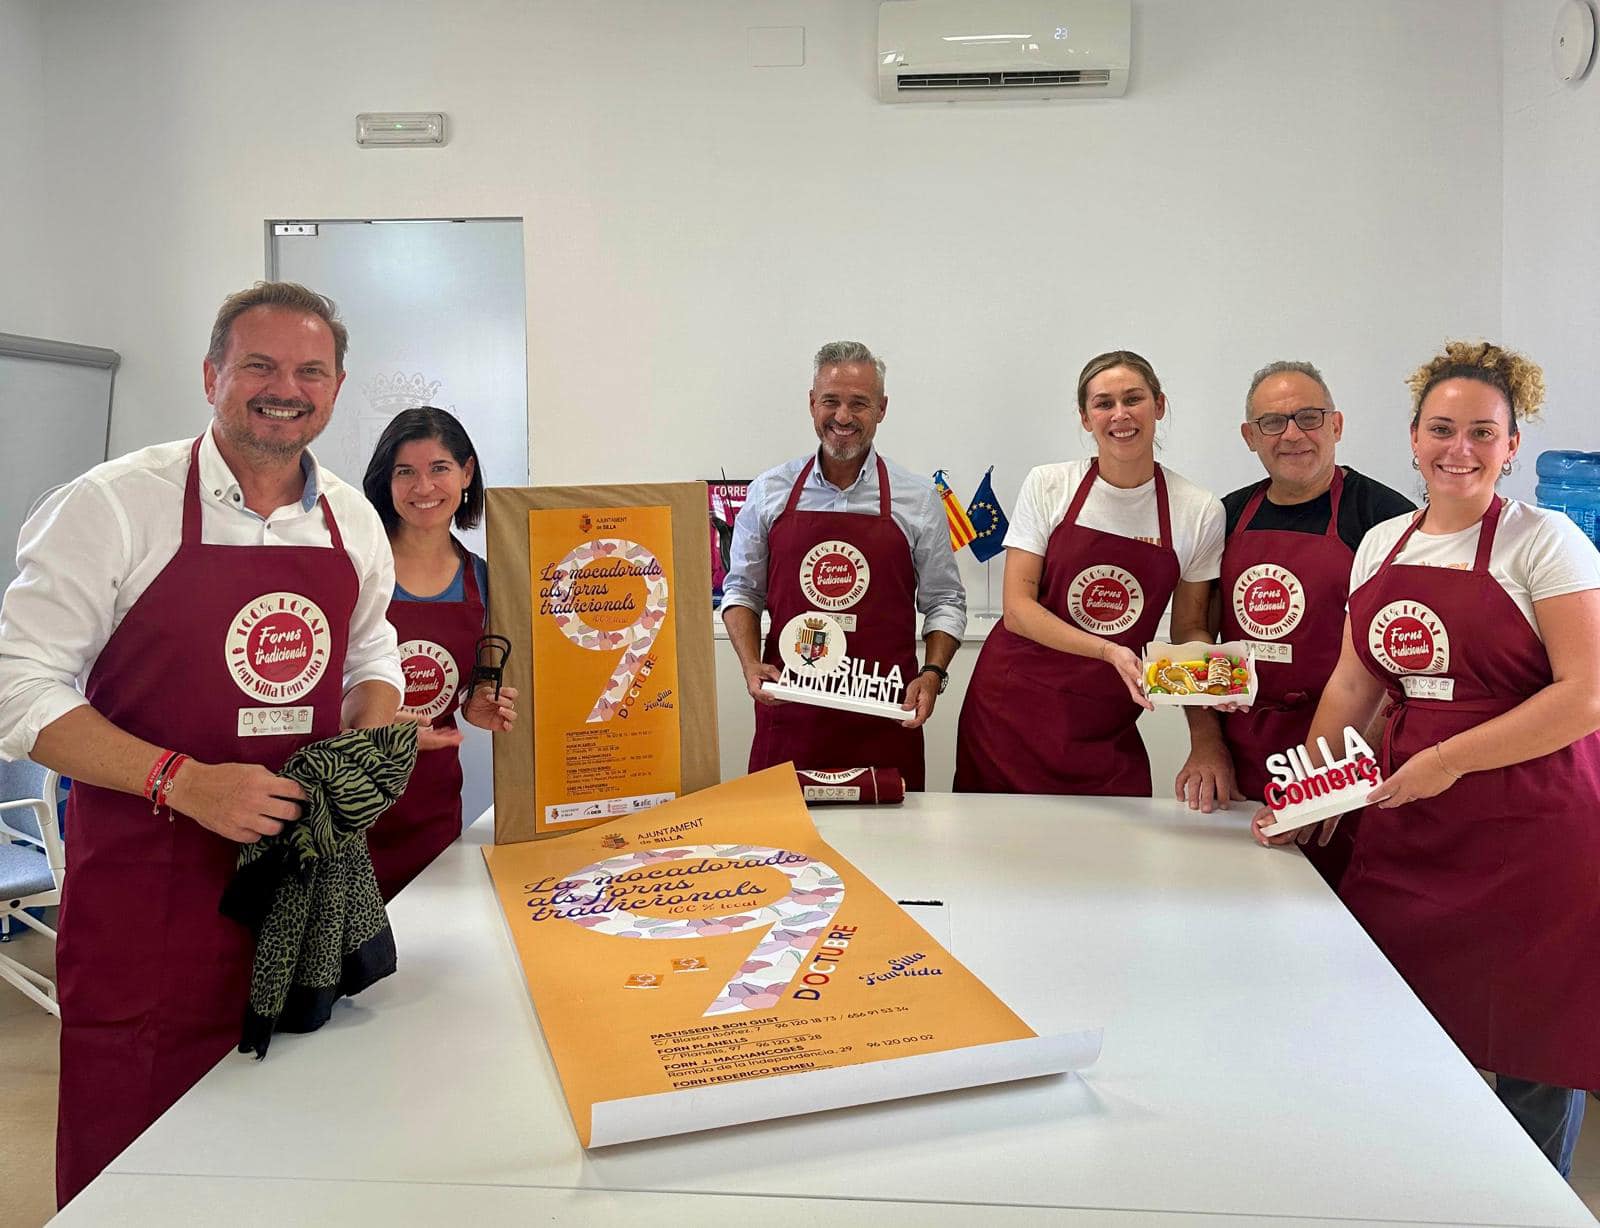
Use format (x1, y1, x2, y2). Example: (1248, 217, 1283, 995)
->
(486, 483, 719, 844)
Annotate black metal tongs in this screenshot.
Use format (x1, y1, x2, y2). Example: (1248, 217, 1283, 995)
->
(470, 634, 512, 700)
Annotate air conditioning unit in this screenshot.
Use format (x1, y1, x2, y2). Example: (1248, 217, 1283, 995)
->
(878, 0, 1131, 103)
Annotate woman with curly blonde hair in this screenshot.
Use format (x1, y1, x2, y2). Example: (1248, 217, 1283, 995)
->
(1253, 341, 1600, 1175)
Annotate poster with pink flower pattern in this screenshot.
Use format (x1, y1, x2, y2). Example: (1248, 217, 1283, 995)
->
(483, 766, 1100, 1147)
(529, 505, 682, 834)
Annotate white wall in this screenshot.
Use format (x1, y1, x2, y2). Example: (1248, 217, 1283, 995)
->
(0, 0, 52, 334)
(1502, 0, 1600, 502)
(27, 0, 1502, 603)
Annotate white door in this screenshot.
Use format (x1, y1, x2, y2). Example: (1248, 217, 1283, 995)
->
(270, 218, 528, 832)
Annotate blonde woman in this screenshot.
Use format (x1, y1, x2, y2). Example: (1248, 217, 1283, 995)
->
(955, 351, 1227, 798)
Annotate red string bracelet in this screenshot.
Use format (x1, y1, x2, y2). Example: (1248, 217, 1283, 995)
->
(148, 752, 190, 817)
(144, 750, 178, 811)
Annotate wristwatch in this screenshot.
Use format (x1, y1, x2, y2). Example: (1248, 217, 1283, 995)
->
(918, 663, 949, 694)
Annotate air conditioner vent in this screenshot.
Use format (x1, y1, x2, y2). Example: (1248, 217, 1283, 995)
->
(878, 0, 1131, 103)
(896, 68, 1113, 91)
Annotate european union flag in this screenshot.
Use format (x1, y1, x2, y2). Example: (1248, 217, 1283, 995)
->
(965, 467, 1010, 563)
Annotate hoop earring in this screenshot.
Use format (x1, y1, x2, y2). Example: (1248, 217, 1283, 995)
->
(1411, 457, 1420, 470)
(1500, 461, 1513, 476)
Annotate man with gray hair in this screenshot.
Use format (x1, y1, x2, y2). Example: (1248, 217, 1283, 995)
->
(1176, 360, 1411, 883)
(722, 341, 965, 790)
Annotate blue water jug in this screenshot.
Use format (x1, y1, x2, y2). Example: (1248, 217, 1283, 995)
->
(1536, 451, 1600, 547)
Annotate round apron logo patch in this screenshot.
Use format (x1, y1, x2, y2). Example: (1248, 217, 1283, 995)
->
(1368, 600, 1450, 675)
(226, 592, 332, 702)
(1232, 564, 1306, 640)
(778, 611, 848, 676)
(800, 540, 871, 611)
(399, 638, 460, 721)
(1067, 565, 1145, 635)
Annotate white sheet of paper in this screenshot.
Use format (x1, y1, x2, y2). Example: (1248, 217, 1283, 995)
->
(587, 1030, 1103, 1147)
(896, 900, 952, 950)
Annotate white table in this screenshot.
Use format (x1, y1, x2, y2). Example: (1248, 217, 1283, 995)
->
(56, 794, 1596, 1226)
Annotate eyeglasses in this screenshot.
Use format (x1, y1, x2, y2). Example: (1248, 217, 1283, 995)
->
(1251, 408, 1331, 436)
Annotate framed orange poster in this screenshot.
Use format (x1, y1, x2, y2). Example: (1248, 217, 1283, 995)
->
(485, 483, 719, 844)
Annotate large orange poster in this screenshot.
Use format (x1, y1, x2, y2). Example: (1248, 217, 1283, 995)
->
(529, 506, 682, 832)
(483, 767, 1100, 1146)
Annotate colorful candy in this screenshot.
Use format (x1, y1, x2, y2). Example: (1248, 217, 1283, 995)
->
(1159, 664, 1200, 694)
(1142, 651, 1252, 699)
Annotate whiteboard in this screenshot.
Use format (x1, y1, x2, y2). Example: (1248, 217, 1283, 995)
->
(0, 334, 118, 591)
(271, 218, 528, 834)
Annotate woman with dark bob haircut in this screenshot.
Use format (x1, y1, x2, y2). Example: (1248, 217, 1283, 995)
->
(361, 406, 516, 898)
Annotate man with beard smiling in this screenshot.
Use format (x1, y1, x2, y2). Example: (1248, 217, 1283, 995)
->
(0, 281, 402, 1205)
(1177, 360, 1411, 884)
(723, 341, 964, 790)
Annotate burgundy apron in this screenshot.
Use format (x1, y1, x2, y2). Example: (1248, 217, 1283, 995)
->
(55, 438, 357, 1206)
(1343, 497, 1600, 1087)
(1220, 467, 1358, 883)
(369, 548, 484, 900)
(955, 462, 1181, 796)
(747, 455, 925, 790)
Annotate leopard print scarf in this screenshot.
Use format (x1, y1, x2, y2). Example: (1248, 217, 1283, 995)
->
(220, 722, 419, 1058)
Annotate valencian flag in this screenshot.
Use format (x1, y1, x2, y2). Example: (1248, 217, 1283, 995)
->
(965, 467, 1010, 563)
(933, 470, 977, 551)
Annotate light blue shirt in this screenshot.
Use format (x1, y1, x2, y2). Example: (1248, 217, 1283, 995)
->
(722, 447, 967, 641)
(392, 553, 489, 605)
(210, 449, 321, 517)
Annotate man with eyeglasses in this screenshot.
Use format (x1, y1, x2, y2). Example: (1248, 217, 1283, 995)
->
(1178, 361, 1411, 884)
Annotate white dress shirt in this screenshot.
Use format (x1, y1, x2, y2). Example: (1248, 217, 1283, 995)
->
(0, 425, 403, 760)
(722, 447, 967, 641)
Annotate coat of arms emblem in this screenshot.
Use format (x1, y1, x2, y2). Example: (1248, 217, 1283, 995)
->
(794, 616, 831, 669)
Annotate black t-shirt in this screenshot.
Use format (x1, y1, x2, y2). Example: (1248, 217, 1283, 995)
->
(1221, 467, 1416, 556)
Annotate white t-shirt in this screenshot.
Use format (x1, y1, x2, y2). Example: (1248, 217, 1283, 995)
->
(1004, 459, 1225, 583)
(1350, 500, 1600, 639)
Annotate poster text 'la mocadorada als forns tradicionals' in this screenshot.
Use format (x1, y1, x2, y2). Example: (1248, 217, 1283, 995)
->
(483, 766, 1101, 1146)
(529, 505, 682, 831)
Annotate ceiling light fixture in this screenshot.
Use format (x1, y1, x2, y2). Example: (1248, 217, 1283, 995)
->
(356, 113, 447, 147)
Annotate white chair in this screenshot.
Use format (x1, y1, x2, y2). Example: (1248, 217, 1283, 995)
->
(0, 759, 65, 1015)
